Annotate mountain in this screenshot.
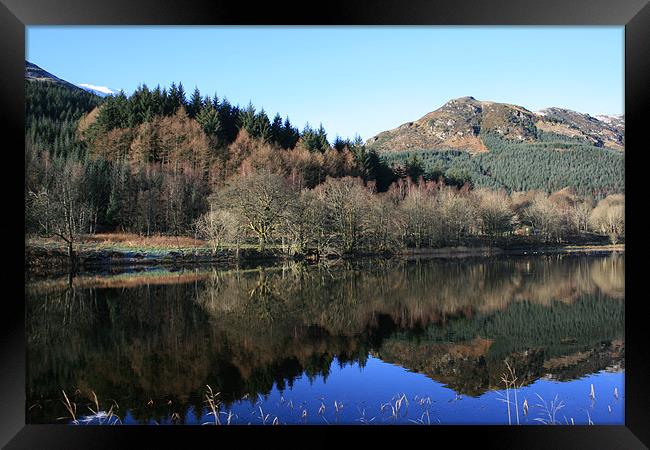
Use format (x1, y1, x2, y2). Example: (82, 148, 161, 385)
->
(26, 61, 115, 97)
(25, 61, 82, 91)
(366, 96, 624, 153)
(535, 107, 624, 150)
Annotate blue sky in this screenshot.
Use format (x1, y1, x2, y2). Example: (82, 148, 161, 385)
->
(26, 26, 623, 141)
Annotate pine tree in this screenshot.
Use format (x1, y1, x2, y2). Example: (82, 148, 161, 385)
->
(188, 87, 203, 118)
(196, 105, 222, 138)
(239, 102, 256, 135)
(333, 136, 352, 152)
(151, 85, 164, 116)
(316, 124, 329, 151)
(280, 117, 299, 149)
(176, 82, 186, 109)
(166, 83, 178, 115)
(405, 155, 425, 182)
(255, 108, 271, 142)
(270, 113, 283, 145)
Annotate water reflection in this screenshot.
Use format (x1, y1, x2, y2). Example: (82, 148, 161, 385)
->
(26, 254, 624, 424)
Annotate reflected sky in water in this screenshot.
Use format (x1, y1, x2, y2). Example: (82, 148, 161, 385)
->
(26, 254, 624, 425)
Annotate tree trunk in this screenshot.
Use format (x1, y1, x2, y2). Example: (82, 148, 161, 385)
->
(67, 240, 77, 273)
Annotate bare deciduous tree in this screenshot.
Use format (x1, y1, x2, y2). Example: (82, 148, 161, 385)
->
(437, 189, 478, 243)
(570, 199, 593, 234)
(367, 193, 402, 253)
(314, 176, 372, 254)
(283, 190, 331, 256)
(219, 170, 295, 251)
(589, 194, 624, 244)
(195, 208, 239, 254)
(522, 192, 566, 243)
(27, 158, 91, 265)
(474, 189, 516, 241)
(398, 187, 436, 249)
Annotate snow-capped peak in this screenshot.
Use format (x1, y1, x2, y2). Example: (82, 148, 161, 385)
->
(77, 83, 117, 97)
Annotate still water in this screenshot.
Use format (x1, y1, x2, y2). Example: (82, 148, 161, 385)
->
(26, 254, 624, 425)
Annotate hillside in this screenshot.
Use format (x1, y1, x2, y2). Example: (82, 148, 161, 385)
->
(26, 61, 86, 92)
(367, 96, 624, 153)
(26, 69, 103, 158)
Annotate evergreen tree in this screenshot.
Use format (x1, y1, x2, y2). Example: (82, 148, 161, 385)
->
(176, 82, 186, 109)
(316, 124, 329, 151)
(301, 123, 329, 152)
(280, 117, 299, 149)
(166, 83, 178, 115)
(128, 84, 154, 127)
(151, 85, 164, 116)
(333, 136, 356, 152)
(187, 87, 203, 118)
(270, 113, 283, 145)
(218, 98, 239, 144)
(196, 105, 222, 138)
(167, 82, 187, 113)
(239, 102, 257, 136)
(254, 109, 271, 142)
(405, 155, 425, 182)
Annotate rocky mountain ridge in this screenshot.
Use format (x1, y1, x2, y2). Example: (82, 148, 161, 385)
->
(25, 61, 83, 92)
(367, 96, 624, 153)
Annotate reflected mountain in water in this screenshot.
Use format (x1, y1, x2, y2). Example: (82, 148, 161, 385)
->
(26, 254, 624, 424)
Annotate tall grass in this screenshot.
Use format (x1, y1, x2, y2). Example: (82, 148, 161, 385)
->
(59, 390, 121, 425)
(496, 362, 524, 425)
(495, 362, 604, 426)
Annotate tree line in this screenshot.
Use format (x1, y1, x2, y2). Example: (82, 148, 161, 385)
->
(195, 171, 624, 257)
(84, 82, 346, 154)
(25, 80, 624, 262)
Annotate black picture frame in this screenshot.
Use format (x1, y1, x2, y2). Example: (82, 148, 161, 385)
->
(1, 0, 648, 448)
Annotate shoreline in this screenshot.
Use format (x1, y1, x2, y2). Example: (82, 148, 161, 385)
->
(25, 238, 624, 278)
(401, 243, 625, 258)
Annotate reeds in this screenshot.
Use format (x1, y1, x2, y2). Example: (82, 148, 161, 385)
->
(59, 390, 121, 425)
(59, 390, 78, 425)
(55, 380, 614, 426)
(533, 393, 565, 425)
(496, 361, 524, 425)
(203, 385, 221, 425)
(354, 405, 376, 424)
(496, 362, 602, 426)
(380, 393, 409, 421)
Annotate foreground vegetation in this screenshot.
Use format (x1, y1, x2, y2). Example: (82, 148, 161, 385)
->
(56, 379, 616, 425)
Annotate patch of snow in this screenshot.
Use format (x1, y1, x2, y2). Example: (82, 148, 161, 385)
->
(77, 83, 117, 96)
(595, 114, 624, 125)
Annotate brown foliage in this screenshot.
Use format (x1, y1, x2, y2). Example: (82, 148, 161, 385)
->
(91, 127, 133, 161)
(157, 107, 210, 172)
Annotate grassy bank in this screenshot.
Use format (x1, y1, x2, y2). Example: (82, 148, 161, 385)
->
(25, 232, 624, 276)
(403, 243, 625, 258)
(25, 233, 280, 277)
